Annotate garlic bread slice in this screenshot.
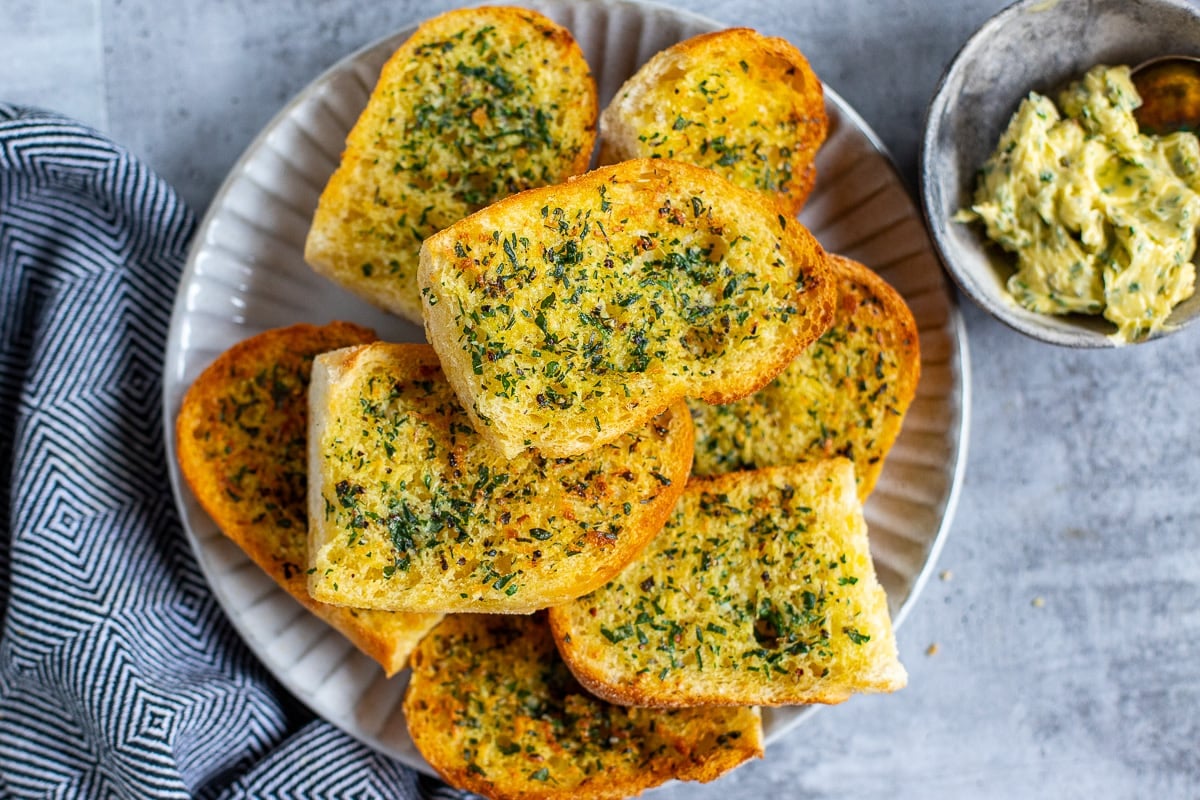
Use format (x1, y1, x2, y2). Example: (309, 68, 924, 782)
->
(307, 342, 692, 614)
(420, 158, 835, 459)
(549, 460, 906, 706)
(305, 6, 597, 322)
(599, 28, 827, 215)
(404, 613, 762, 800)
(690, 253, 921, 499)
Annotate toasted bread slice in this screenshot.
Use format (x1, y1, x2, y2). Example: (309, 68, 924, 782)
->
(690, 253, 921, 499)
(304, 6, 598, 322)
(598, 28, 827, 215)
(419, 157, 835, 459)
(404, 613, 763, 800)
(306, 342, 693, 614)
(175, 323, 441, 676)
(548, 460, 906, 707)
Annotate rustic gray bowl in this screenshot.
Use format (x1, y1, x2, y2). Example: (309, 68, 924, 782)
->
(920, 0, 1200, 347)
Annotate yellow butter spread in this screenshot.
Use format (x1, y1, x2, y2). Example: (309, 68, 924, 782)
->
(960, 65, 1200, 342)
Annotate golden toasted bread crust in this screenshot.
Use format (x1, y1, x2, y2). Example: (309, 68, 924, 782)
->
(419, 157, 835, 459)
(175, 322, 441, 676)
(404, 614, 763, 800)
(599, 28, 827, 215)
(690, 253, 921, 499)
(548, 460, 907, 707)
(306, 342, 693, 614)
(305, 6, 598, 322)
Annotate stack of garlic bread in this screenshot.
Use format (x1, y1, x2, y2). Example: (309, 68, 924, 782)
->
(175, 9, 926, 799)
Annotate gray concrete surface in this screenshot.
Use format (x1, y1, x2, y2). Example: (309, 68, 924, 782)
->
(3, 1, 1198, 798)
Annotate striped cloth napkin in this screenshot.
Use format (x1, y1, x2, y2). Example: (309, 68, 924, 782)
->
(0, 105, 469, 799)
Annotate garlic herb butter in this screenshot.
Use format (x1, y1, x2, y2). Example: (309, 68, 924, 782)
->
(958, 65, 1200, 343)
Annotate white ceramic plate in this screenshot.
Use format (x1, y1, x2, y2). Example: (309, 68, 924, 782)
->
(163, 0, 970, 775)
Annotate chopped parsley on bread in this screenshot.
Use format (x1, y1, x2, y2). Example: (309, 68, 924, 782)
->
(599, 28, 827, 215)
(174, 323, 441, 676)
(306, 342, 693, 614)
(305, 6, 598, 322)
(419, 157, 836, 459)
(548, 460, 906, 707)
(404, 613, 763, 800)
(690, 253, 921, 499)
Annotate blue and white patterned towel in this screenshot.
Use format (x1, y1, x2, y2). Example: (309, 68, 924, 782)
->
(0, 106, 468, 799)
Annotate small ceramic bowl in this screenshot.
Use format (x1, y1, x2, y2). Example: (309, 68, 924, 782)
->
(920, 0, 1200, 347)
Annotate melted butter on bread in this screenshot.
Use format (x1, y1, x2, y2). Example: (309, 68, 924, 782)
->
(548, 460, 906, 707)
(404, 613, 762, 800)
(306, 342, 693, 614)
(305, 6, 597, 322)
(419, 158, 835, 459)
(690, 254, 920, 500)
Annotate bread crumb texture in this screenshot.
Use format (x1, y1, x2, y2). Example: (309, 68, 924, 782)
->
(599, 28, 827, 215)
(306, 343, 693, 614)
(404, 613, 763, 800)
(175, 322, 441, 676)
(305, 6, 597, 321)
(420, 158, 834, 459)
(690, 253, 920, 500)
(548, 460, 906, 706)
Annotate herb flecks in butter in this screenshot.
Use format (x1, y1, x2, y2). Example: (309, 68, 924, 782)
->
(959, 64, 1200, 343)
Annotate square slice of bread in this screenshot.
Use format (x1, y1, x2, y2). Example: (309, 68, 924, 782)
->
(690, 253, 921, 499)
(304, 6, 598, 322)
(174, 323, 441, 676)
(599, 28, 827, 215)
(419, 157, 835, 459)
(404, 613, 763, 800)
(306, 342, 693, 614)
(548, 459, 906, 706)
